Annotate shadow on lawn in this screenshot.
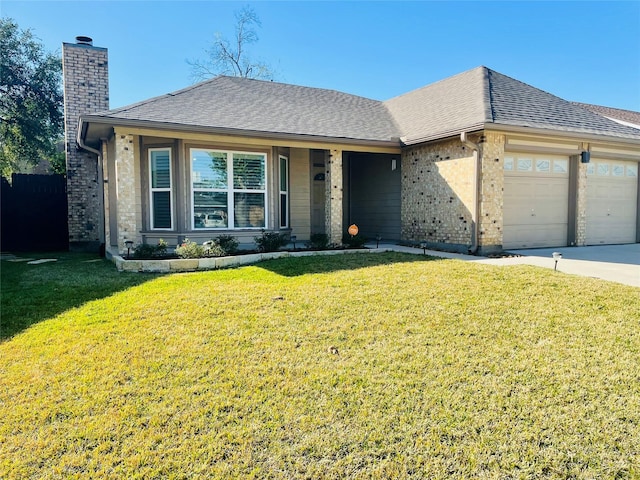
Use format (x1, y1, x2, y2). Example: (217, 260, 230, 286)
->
(256, 251, 440, 277)
(1, 251, 442, 340)
(0, 252, 157, 341)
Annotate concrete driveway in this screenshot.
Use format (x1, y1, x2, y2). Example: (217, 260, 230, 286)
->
(371, 243, 640, 288)
(486, 244, 640, 288)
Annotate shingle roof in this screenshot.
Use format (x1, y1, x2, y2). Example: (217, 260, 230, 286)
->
(383, 67, 490, 144)
(84, 67, 640, 146)
(572, 102, 640, 130)
(89, 76, 401, 143)
(487, 69, 640, 139)
(384, 66, 640, 144)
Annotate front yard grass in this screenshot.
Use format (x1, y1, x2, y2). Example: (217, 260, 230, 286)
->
(1, 252, 639, 478)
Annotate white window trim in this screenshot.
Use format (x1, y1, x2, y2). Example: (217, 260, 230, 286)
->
(190, 148, 268, 230)
(279, 155, 289, 229)
(149, 147, 173, 230)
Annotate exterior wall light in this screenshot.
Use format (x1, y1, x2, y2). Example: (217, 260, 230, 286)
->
(581, 151, 590, 163)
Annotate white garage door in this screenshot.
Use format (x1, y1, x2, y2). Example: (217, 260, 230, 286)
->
(586, 160, 638, 245)
(503, 154, 570, 249)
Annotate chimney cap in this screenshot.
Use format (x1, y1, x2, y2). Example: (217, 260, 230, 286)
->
(75, 36, 93, 46)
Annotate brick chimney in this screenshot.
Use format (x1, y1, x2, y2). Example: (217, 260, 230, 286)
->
(62, 36, 109, 252)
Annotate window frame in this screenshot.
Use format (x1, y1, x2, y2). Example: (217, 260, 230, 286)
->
(148, 147, 173, 230)
(279, 155, 289, 229)
(190, 148, 268, 230)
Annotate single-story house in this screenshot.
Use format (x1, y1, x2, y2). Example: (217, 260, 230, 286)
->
(63, 37, 640, 256)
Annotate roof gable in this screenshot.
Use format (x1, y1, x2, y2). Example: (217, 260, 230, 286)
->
(383, 66, 490, 144)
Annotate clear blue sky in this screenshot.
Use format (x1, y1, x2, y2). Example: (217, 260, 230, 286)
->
(3, 1, 639, 111)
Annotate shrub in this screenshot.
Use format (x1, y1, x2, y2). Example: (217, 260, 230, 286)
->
(215, 235, 239, 255)
(202, 240, 225, 257)
(255, 230, 287, 253)
(175, 239, 205, 259)
(132, 239, 168, 259)
(342, 232, 367, 249)
(306, 233, 329, 250)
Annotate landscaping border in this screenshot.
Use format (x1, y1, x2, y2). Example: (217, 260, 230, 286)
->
(109, 248, 391, 273)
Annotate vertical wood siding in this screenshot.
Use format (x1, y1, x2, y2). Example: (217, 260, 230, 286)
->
(349, 153, 401, 241)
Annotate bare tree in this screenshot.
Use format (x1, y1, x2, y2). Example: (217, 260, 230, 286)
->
(189, 6, 274, 81)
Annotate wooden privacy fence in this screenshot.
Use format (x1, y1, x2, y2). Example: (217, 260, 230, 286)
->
(1, 174, 68, 252)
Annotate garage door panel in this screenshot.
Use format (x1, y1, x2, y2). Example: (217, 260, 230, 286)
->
(503, 224, 568, 249)
(504, 154, 569, 249)
(586, 160, 638, 245)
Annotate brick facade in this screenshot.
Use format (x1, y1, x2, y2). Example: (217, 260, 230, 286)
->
(400, 133, 506, 253)
(101, 141, 110, 247)
(62, 40, 109, 251)
(401, 138, 476, 251)
(114, 134, 141, 253)
(575, 161, 588, 245)
(326, 149, 343, 244)
(477, 132, 505, 250)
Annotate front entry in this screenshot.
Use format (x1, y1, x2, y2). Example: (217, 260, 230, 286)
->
(349, 153, 401, 241)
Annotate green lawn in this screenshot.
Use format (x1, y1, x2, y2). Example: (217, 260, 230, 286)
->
(1, 252, 639, 479)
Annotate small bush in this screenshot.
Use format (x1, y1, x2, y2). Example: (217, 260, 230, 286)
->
(215, 235, 239, 255)
(255, 230, 287, 253)
(306, 233, 329, 250)
(132, 239, 168, 258)
(175, 239, 205, 259)
(202, 240, 225, 257)
(342, 233, 367, 249)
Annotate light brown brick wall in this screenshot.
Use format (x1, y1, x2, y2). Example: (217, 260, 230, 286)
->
(115, 134, 140, 252)
(101, 141, 110, 247)
(575, 161, 588, 245)
(477, 132, 505, 249)
(62, 42, 109, 250)
(401, 138, 475, 249)
(326, 149, 343, 244)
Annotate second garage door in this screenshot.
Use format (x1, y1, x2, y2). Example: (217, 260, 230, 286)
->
(586, 160, 638, 245)
(503, 154, 570, 249)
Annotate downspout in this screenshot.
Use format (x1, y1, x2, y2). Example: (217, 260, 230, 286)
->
(76, 119, 106, 254)
(76, 119, 102, 159)
(460, 132, 480, 254)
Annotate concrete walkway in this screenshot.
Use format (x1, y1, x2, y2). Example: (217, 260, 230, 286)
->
(369, 243, 640, 288)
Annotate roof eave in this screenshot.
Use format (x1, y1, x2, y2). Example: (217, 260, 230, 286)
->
(400, 123, 486, 146)
(485, 122, 640, 146)
(80, 115, 402, 150)
(399, 120, 640, 148)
